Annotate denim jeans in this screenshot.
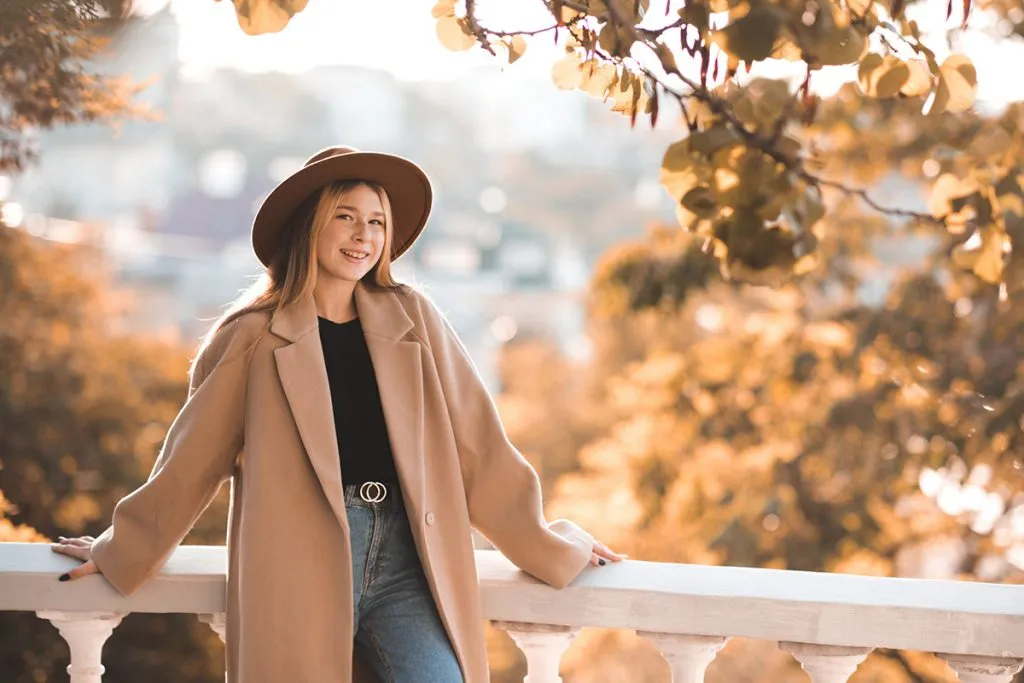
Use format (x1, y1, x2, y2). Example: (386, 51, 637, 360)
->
(344, 484, 464, 683)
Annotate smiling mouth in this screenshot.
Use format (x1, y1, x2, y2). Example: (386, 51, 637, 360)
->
(340, 248, 370, 261)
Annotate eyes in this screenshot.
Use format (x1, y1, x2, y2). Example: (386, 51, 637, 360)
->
(336, 212, 384, 227)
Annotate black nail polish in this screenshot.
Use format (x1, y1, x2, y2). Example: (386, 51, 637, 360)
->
(58, 573, 70, 582)
(598, 559, 606, 566)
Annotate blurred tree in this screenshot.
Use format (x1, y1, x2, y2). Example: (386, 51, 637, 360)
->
(236, 0, 1023, 292)
(3, 1, 1022, 680)
(0, 0, 140, 171)
(490, 212, 1023, 681)
(0, 224, 229, 682)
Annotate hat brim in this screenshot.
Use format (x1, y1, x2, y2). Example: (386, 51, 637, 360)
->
(251, 151, 432, 267)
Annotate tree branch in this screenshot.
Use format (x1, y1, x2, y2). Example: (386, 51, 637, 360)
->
(596, 0, 946, 227)
(463, 0, 497, 55)
(472, 22, 562, 37)
(638, 17, 687, 40)
(472, 13, 585, 39)
(467, 1, 947, 228)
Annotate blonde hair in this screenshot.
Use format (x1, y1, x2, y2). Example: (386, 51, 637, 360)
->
(192, 180, 401, 374)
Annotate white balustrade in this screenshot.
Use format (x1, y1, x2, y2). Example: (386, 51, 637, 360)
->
(940, 653, 1024, 682)
(639, 632, 726, 682)
(36, 611, 123, 683)
(493, 621, 577, 683)
(2, 542, 1024, 682)
(780, 642, 871, 682)
(199, 612, 227, 642)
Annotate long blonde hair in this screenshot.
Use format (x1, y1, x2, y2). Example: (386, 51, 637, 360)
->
(192, 180, 401, 375)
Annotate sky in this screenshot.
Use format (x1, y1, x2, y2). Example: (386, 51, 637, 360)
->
(166, 0, 557, 79)
(143, 0, 1024, 105)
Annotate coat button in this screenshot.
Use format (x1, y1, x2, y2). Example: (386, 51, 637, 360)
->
(425, 512, 435, 526)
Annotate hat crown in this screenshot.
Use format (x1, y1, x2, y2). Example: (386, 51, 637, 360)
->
(304, 146, 360, 167)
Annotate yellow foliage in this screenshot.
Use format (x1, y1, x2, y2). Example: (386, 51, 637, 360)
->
(0, 491, 47, 542)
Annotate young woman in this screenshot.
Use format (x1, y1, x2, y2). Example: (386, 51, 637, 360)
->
(50, 146, 625, 683)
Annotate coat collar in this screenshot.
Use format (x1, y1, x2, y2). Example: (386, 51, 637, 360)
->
(269, 279, 414, 343)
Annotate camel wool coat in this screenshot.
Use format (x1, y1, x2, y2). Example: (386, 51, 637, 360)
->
(89, 279, 595, 683)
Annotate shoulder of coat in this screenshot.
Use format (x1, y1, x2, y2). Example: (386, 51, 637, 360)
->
(222, 309, 272, 338)
(201, 310, 272, 368)
(390, 281, 421, 305)
(392, 281, 443, 322)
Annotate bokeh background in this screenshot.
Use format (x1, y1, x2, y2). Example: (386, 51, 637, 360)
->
(1, 0, 1023, 681)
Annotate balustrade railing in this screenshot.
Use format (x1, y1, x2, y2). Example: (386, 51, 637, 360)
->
(2, 542, 1022, 682)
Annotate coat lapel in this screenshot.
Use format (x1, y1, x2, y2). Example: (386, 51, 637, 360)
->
(271, 295, 347, 529)
(354, 283, 427, 529)
(270, 281, 426, 533)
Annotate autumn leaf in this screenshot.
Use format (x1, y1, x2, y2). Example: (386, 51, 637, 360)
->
(508, 35, 528, 63)
(682, 187, 719, 217)
(899, 60, 933, 97)
(431, 0, 456, 18)
(552, 54, 584, 90)
(812, 26, 868, 66)
(436, 15, 476, 52)
(680, 0, 710, 35)
(938, 53, 978, 113)
(580, 61, 619, 98)
(953, 228, 1008, 283)
(586, 0, 651, 21)
(858, 54, 910, 98)
(609, 73, 650, 117)
(847, 0, 874, 17)
(660, 140, 708, 202)
(928, 173, 979, 218)
(713, 6, 785, 63)
(654, 43, 678, 73)
(231, 0, 308, 35)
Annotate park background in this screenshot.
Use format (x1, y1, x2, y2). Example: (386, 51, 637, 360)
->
(1, 0, 1023, 680)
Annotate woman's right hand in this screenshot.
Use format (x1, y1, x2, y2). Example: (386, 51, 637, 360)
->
(50, 536, 101, 582)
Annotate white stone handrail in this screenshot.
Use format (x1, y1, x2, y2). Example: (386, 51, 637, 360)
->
(3, 541, 1024, 682)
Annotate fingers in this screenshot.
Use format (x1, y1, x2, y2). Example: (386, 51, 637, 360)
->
(592, 540, 629, 563)
(50, 537, 99, 581)
(60, 560, 99, 582)
(51, 543, 88, 560)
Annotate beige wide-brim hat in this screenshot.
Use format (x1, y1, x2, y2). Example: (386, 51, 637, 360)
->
(251, 145, 433, 267)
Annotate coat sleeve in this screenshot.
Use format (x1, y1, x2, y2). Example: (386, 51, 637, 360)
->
(413, 290, 594, 590)
(89, 316, 258, 596)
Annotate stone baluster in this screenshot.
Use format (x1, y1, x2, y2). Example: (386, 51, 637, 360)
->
(939, 653, 1024, 682)
(37, 611, 124, 683)
(780, 642, 871, 682)
(639, 632, 727, 683)
(492, 621, 578, 683)
(199, 613, 227, 643)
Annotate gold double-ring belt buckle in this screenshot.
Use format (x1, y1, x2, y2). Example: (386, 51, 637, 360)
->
(359, 481, 387, 503)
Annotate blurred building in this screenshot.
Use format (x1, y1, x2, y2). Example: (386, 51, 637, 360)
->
(12, 8, 183, 223)
(6, 7, 680, 388)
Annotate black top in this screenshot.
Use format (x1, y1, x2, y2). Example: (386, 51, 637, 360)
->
(317, 316, 400, 487)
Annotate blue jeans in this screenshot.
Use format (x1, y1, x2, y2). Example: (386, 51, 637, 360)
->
(345, 484, 464, 683)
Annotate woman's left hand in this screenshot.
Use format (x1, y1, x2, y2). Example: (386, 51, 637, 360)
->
(590, 539, 628, 566)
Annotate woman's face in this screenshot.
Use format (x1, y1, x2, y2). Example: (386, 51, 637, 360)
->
(315, 184, 387, 284)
